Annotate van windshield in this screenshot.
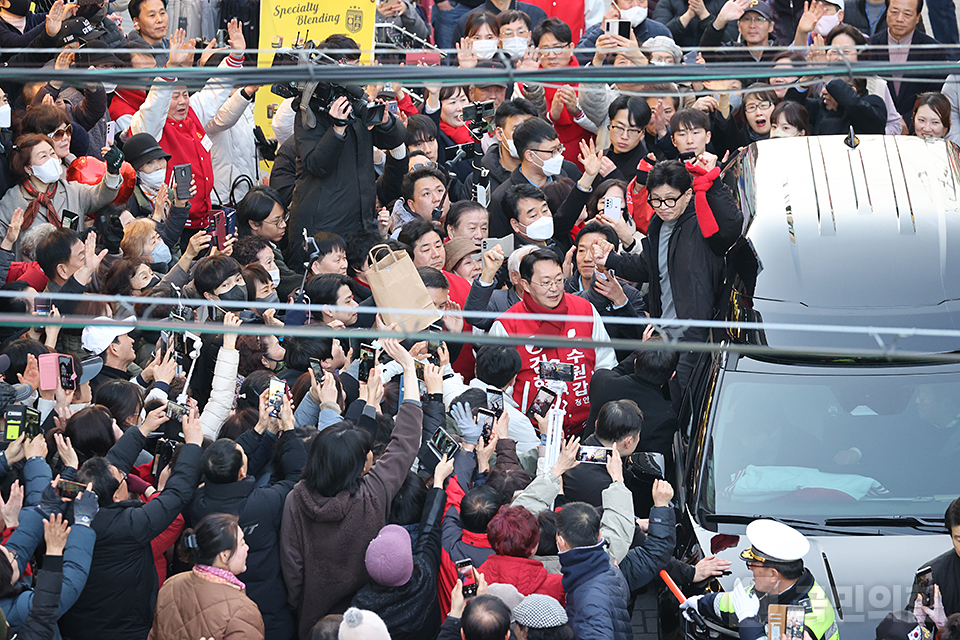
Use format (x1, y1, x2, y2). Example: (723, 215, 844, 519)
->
(701, 370, 960, 522)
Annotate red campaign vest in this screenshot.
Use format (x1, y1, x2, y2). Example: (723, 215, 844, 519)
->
(109, 89, 146, 124)
(497, 293, 598, 436)
(525, 0, 586, 43)
(159, 107, 214, 228)
(444, 270, 476, 379)
(541, 57, 593, 171)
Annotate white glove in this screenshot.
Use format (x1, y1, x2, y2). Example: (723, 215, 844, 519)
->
(731, 578, 760, 622)
(679, 594, 703, 612)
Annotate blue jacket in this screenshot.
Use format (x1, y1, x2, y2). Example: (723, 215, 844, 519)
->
(0, 13, 46, 50)
(560, 540, 633, 640)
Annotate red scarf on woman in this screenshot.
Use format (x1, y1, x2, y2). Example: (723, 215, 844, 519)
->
(439, 120, 473, 145)
(21, 181, 60, 228)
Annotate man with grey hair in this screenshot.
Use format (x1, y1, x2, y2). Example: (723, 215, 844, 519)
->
(464, 243, 537, 332)
(0, 217, 55, 288)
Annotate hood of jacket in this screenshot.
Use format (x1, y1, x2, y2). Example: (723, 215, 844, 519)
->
(481, 555, 552, 592)
(559, 540, 611, 593)
(291, 480, 356, 523)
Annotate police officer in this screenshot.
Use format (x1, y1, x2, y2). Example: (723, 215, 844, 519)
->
(680, 520, 841, 640)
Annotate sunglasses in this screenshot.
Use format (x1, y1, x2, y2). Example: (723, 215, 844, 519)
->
(49, 124, 73, 142)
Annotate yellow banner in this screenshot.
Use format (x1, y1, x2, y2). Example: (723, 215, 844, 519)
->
(254, 0, 376, 145)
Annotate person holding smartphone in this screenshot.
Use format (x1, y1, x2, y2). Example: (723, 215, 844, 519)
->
(910, 497, 960, 628)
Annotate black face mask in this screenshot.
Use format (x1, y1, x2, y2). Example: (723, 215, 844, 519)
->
(5, 0, 32, 17)
(218, 284, 248, 303)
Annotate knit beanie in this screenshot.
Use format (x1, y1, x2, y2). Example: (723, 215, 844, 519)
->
(339, 607, 391, 640)
(364, 524, 414, 587)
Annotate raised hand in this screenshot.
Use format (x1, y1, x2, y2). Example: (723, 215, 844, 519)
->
(167, 29, 192, 68)
(551, 436, 581, 476)
(578, 138, 603, 178)
(226, 18, 245, 50)
(2, 207, 24, 251)
(43, 513, 71, 555)
(0, 480, 22, 528)
(456, 37, 478, 68)
(54, 433, 78, 469)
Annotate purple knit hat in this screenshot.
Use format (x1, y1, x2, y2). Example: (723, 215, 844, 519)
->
(365, 524, 413, 587)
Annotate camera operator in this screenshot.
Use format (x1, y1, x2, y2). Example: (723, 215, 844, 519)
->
(287, 34, 406, 268)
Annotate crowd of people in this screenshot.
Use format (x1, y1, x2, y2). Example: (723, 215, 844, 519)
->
(0, 0, 953, 638)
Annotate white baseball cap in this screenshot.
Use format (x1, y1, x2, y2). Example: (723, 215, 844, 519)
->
(81, 316, 136, 355)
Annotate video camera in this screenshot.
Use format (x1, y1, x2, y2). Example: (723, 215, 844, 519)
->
(270, 42, 385, 128)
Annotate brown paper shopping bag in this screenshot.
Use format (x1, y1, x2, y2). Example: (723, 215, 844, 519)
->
(366, 244, 441, 332)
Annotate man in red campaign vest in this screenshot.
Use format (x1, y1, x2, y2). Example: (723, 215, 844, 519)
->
(490, 248, 617, 436)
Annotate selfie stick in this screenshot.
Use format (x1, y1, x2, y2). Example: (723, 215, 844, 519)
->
(177, 331, 203, 405)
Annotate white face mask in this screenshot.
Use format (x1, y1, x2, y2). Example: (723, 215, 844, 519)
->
(814, 11, 841, 36)
(501, 36, 528, 58)
(536, 152, 564, 177)
(521, 216, 554, 241)
(139, 168, 166, 191)
(503, 137, 519, 159)
(729, 93, 743, 113)
(69, 402, 90, 413)
(472, 39, 498, 60)
(268, 267, 281, 287)
(102, 81, 117, 94)
(0, 104, 10, 129)
(618, 4, 647, 27)
(30, 157, 61, 184)
(769, 127, 796, 138)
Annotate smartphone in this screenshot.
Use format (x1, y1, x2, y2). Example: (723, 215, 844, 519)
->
(386, 100, 400, 116)
(604, 18, 632, 39)
(34, 296, 50, 316)
(3, 406, 24, 441)
(23, 407, 41, 438)
(267, 378, 285, 417)
(38, 352, 60, 391)
(178, 16, 188, 31)
(477, 408, 496, 445)
(485, 389, 504, 418)
(630, 451, 666, 479)
(526, 387, 557, 420)
(414, 359, 426, 381)
(165, 400, 188, 422)
(61, 209, 80, 231)
(679, 150, 697, 162)
(173, 164, 192, 200)
(456, 558, 478, 597)
(577, 445, 612, 464)
(152, 438, 182, 477)
(57, 479, 86, 500)
(480, 234, 515, 259)
(539, 361, 574, 382)
(916, 566, 935, 607)
(308, 357, 325, 381)
(105, 121, 115, 146)
(603, 196, 622, 219)
(429, 426, 461, 459)
(358, 344, 376, 383)
(58, 355, 76, 391)
(212, 209, 227, 249)
(215, 28, 227, 47)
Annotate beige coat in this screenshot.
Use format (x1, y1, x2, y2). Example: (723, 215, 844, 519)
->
(148, 570, 264, 640)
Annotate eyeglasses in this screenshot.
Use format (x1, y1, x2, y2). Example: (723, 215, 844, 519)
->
(610, 123, 643, 138)
(538, 47, 569, 56)
(49, 124, 73, 142)
(500, 28, 529, 38)
(744, 101, 773, 114)
(265, 214, 288, 227)
(648, 196, 682, 208)
(411, 160, 437, 170)
(738, 15, 769, 23)
(530, 277, 565, 290)
(530, 145, 564, 157)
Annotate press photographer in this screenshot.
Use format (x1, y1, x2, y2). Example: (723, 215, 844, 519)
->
(285, 34, 406, 267)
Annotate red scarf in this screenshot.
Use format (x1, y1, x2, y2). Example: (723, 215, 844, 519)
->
(684, 161, 721, 237)
(521, 291, 568, 334)
(440, 120, 473, 145)
(21, 181, 59, 228)
(625, 157, 657, 234)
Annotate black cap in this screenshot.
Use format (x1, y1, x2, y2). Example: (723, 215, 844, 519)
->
(742, 0, 774, 20)
(473, 60, 509, 88)
(876, 611, 932, 640)
(123, 133, 171, 171)
(57, 17, 106, 47)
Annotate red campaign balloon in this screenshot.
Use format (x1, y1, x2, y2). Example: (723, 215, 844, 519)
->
(66, 156, 136, 207)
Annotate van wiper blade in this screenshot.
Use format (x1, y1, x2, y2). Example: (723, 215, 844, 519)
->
(823, 516, 944, 529)
(705, 514, 881, 535)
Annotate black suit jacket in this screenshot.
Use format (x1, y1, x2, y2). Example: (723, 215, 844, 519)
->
(867, 29, 948, 120)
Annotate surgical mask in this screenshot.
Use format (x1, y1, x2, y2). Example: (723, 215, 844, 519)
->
(218, 284, 248, 302)
(769, 128, 796, 138)
(536, 152, 564, 177)
(268, 267, 280, 287)
(0, 104, 10, 129)
(139, 168, 166, 192)
(503, 137, 519, 159)
(30, 157, 61, 184)
(143, 273, 161, 290)
(650, 59, 668, 66)
(502, 36, 528, 58)
(102, 81, 117, 94)
(814, 11, 841, 36)
(151, 241, 172, 265)
(69, 402, 90, 413)
(521, 216, 554, 241)
(729, 93, 743, 113)
(618, 4, 647, 26)
(472, 39, 498, 60)
(257, 291, 280, 304)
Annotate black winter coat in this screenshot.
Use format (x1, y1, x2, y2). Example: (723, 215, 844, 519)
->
(487, 163, 581, 239)
(352, 486, 446, 640)
(186, 430, 307, 640)
(60, 428, 202, 640)
(651, 0, 738, 47)
(619, 505, 677, 590)
(287, 107, 405, 265)
(560, 541, 633, 640)
(605, 176, 743, 342)
(784, 80, 886, 135)
(843, 0, 886, 36)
